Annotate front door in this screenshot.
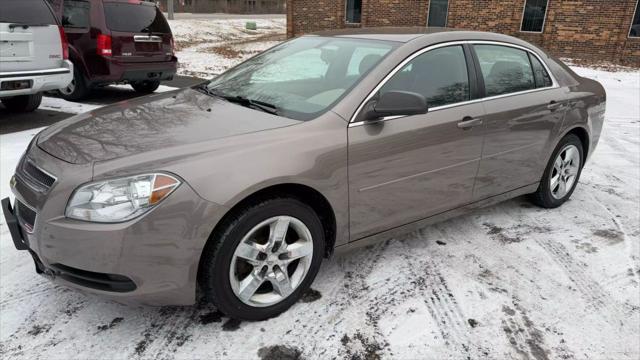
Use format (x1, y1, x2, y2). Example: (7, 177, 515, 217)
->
(348, 44, 485, 240)
(471, 44, 568, 200)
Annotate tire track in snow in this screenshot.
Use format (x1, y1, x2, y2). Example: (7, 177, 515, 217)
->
(535, 237, 632, 317)
(501, 302, 554, 360)
(399, 228, 488, 359)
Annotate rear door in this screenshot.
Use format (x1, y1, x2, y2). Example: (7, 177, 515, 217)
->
(103, 1, 173, 63)
(0, 0, 62, 72)
(471, 43, 568, 200)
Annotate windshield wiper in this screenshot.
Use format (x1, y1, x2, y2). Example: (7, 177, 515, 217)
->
(196, 86, 279, 115)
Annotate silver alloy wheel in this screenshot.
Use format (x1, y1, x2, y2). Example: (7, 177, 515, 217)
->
(550, 144, 581, 199)
(60, 78, 76, 95)
(229, 216, 314, 307)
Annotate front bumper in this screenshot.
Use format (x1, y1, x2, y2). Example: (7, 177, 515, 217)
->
(5, 146, 225, 306)
(0, 60, 73, 97)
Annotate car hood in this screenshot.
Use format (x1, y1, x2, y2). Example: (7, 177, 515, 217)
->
(37, 88, 301, 164)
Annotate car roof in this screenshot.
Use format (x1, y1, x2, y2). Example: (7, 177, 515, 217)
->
(308, 27, 526, 45)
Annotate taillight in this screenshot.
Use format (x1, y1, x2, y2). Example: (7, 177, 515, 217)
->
(169, 37, 175, 55)
(96, 34, 112, 56)
(58, 26, 69, 60)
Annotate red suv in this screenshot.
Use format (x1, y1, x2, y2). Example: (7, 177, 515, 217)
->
(57, 0, 177, 100)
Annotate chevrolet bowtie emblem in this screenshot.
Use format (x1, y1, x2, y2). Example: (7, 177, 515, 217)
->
(9, 175, 16, 189)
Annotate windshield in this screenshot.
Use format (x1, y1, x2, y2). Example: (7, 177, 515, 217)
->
(205, 36, 397, 121)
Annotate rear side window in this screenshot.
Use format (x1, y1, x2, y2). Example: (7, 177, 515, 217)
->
(474, 44, 535, 97)
(0, 0, 57, 25)
(63, 0, 90, 29)
(104, 3, 171, 33)
(380, 45, 470, 108)
(529, 54, 553, 88)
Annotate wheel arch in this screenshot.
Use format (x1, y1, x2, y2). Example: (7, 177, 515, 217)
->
(196, 182, 338, 287)
(564, 126, 590, 160)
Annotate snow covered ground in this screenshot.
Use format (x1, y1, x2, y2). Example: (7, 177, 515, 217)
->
(0, 17, 639, 359)
(170, 17, 286, 78)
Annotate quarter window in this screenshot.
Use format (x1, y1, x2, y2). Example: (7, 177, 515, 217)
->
(63, 0, 90, 29)
(521, 0, 548, 32)
(380, 45, 470, 108)
(428, 0, 449, 27)
(474, 44, 536, 97)
(346, 0, 362, 23)
(529, 53, 553, 88)
(630, 2, 640, 37)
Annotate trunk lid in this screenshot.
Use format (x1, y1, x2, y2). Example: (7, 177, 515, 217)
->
(103, 1, 173, 63)
(0, 0, 62, 72)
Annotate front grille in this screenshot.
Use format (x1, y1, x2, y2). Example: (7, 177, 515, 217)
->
(21, 160, 56, 189)
(50, 263, 137, 293)
(15, 200, 36, 232)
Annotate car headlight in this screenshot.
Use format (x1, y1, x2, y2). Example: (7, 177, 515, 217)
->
(65, 173, 181, 223)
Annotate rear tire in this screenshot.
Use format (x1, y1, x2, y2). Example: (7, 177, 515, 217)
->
(131, 80, 161, 94)
(58, 65, 90, 101)
(1, 93, 42, 112)
(530, 134, 584, 208)
(199, 197, 324, 321)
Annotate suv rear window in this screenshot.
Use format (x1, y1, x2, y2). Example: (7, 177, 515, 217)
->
(0, 0, 57, 25)
(104, 3, 171, 33)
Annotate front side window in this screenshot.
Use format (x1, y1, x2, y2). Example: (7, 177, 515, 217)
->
(630, 2, 640, 37)
(346, 0, 362, 23)
(62, 0, 90, 29)
(521, 0, 548, 32)
(474, 44, 536, 97)
(206, 37, 396, 121)
(379, 45, 470, 108)
(428, 0, 449, 27)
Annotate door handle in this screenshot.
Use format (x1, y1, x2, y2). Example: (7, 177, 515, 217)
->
(457, 117, 483, 129)
(547, 101, 565, 111)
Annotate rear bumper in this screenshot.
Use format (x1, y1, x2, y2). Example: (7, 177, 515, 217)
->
(0, 60, 73, 97)
(89, 57, 177, 86)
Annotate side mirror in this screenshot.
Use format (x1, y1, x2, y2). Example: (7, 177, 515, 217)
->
(363, 91, 428, 121)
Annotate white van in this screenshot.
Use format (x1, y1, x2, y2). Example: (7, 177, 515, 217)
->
(0, 0, 73, 112)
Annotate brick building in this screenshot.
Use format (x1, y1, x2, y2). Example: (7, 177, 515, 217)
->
(286, 0, 640, 66)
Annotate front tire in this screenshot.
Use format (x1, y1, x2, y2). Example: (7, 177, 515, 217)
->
(1, 93, 42, 112)
(199, 198, 324, 321)
(530, 134, 584, 208)
(131, 80, 160, 94)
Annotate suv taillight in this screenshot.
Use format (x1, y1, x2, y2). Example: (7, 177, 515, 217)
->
(97, 34, 112, 56)
(58, 26, 69, 60)
(169, 37, 175, 55)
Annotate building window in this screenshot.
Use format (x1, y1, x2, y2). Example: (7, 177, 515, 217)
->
(521, 0, 548, 32)
(630, 2, 640, 37)
(345, 0, 361, 23)
(427, 0, 449, 27)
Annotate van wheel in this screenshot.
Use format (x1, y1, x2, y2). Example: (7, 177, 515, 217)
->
(131, 80, 160, 94)
(58, 65, 89, 101)
(530, 134, 584, 208)
(199, 198, 324, 321)
(1, 93, 42, 112)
